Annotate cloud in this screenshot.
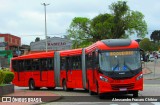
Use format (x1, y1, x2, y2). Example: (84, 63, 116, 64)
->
(0, 0, 160, 44)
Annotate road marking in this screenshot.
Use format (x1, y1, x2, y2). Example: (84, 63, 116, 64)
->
(130, 103, 139, 105)
(151, 102, 160, 105)
(110, 104, 118, 105)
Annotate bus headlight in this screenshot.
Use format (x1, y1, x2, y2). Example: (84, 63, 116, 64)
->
(136, 74, 143, 80)
(100, 76, 108, 82)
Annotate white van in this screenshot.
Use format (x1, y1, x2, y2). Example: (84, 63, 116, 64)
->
(149, 55, 154, 62)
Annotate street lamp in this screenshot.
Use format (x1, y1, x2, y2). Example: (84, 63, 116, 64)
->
(42, 3, 50, 52)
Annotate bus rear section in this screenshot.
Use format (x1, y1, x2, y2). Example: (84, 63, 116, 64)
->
(11, 52, 55, 90)
(85, 39, 143, 98)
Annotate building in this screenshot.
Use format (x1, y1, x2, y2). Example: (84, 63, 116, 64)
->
(0, 33, 21, 56)
(0, 33, 21, 67)
(30, 37, 72, 51)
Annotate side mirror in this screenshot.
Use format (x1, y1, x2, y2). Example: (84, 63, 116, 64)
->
(140, 49, 146, 62)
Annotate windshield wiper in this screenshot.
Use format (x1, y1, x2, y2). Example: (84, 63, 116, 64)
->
(111, 62, 119, 75)
(124, 59, 134, 74)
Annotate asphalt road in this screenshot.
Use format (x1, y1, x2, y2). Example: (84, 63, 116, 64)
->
(144, 79, 160, 84)
(13, 79, 160, 105)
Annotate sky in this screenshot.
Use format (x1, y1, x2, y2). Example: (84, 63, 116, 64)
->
(0, 0, 160, 45)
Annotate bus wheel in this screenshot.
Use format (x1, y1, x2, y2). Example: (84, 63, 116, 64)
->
(133, 91, 138, 97)
(63, 80, 68, 91)
(29, 80, 36, 90)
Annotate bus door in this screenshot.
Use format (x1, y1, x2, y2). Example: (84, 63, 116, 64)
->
(40, 59, 48, 81)
(92, 52, 97, 86)
(88, 52, 97, 90)
(70, 56, 82, 88)
(18, 60, 25, 82)
(66, 57, 72, 85)
(92, 51, 99, 92)
(47, 58, 55, 86)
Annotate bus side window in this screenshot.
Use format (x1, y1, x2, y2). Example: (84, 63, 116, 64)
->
(66, 57, 72, 71)
(92, 51, 97, 69)
(19, 60, 24, 72)
(86, 53, 92, 69)
(24, 60, 32, 71)
(72, 56, 76, 70)
(48, 58, 54, 70)
(32, 59, 39, 70)
(12, 60, 18, 72)
(40, 59, 47, 71)
(60, 57, 66, 70)
(73, 56, 81, 70)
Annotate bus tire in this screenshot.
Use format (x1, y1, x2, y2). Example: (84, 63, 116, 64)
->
(29, 79, 36, 90)
(63, 80, 68, 91)
(133, 91, 138, 97)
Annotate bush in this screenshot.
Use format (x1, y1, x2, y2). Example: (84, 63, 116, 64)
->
(2, 68, 10, 71)
(3, 71, 14, 84)
(0, 71, 5, 85)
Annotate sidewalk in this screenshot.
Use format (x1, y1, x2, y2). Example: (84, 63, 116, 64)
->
(0, 89, 61, 105)
(142, 59, 160, 80)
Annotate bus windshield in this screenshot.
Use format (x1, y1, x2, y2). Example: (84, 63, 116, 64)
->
(99, 51, 141, 72)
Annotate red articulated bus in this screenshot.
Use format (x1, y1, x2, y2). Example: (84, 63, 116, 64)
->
(11, 51, 55, 90)
(11, 39, 143, 98)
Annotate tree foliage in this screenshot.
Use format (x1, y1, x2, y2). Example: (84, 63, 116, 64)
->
(139, 38, 159, 51)
(150, 30, 160, 43)
(67, 17, 91, 48)
(109, 1, 147, 38)
(35, 37, 40, 42)
(91, 13, 114, 42)
(139, 38, 152, 51)
(67, 1, 148, 48)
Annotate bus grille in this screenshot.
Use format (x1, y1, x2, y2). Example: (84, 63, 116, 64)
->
(111, 83, 134, 90)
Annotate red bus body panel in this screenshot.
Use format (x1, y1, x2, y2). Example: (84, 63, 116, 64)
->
(59, 48, 83, 89)
(11, 51, 55, 88)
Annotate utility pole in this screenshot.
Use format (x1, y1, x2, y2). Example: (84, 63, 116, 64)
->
(42, 3, 50, 52)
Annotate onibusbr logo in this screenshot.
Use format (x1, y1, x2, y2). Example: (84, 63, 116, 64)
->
(2, 97, 42, 103)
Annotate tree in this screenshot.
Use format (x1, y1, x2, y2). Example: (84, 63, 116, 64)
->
(67, 1, 147, 48)
(35, 37, 40, 42)
(139, 38, 153, 51)
(109, 1, 147, 38)
(91, 13, 114, 42)
(67, 17, 91, 48)
(150, 30, 160, 43)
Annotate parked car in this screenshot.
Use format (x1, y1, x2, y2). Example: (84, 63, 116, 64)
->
(149, 55, 154, 62)
(158, 53, 160, 58)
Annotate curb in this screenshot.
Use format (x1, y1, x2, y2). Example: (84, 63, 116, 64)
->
(144, 77, 160, 80)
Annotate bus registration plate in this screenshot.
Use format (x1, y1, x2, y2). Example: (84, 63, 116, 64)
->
(119, 88, 127, 91)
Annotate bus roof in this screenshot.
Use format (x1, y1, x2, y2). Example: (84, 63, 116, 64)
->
(12, 51, 54, 60)
(85, 39, 139, 53)
(59, 48, 82, 56)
